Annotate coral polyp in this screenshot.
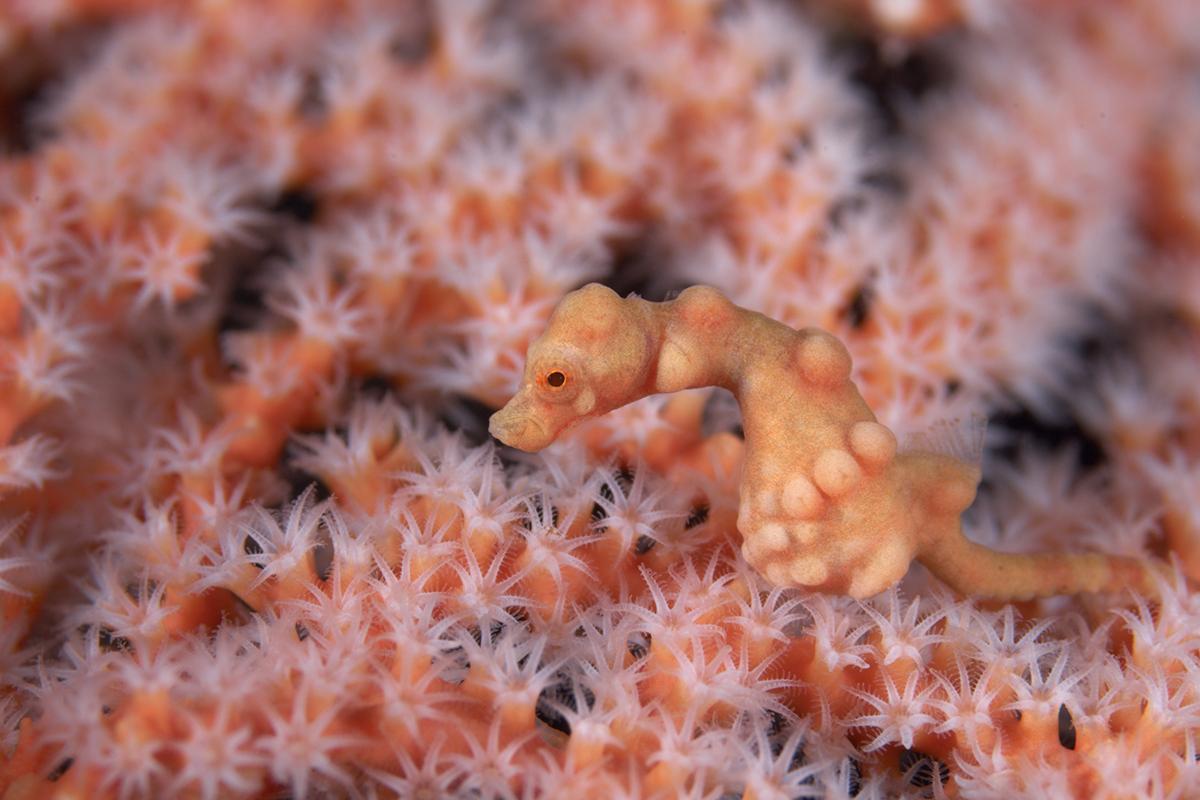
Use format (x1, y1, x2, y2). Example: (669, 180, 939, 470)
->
(0, 1, 1197, 798)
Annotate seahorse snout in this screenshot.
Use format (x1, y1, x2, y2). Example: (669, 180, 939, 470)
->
(489, 393, 552, 451)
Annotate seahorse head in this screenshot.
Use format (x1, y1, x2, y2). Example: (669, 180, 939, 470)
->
(489, 283, 655, 451)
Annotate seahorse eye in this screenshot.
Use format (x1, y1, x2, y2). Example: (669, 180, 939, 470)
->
(546, 370, 566, 388)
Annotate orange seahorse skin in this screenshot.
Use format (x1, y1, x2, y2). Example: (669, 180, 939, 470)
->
(490, 284, 1167, 600)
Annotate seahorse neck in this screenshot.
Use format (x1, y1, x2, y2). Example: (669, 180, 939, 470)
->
(646, 301, 730, 393)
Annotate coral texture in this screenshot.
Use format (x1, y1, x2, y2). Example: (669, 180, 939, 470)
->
(0, 0, 1198, 798)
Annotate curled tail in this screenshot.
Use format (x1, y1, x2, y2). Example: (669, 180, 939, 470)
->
(901, 425, 1168, 600)
(918, 523, 1170, 600)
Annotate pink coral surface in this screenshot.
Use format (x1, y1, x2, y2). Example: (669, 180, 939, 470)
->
(0, 1, 1198, 798)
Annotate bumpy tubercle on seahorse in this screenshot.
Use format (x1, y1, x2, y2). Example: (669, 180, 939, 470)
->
(489, 283, 1170, 600)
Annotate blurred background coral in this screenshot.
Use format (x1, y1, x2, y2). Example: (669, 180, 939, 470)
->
(0, 0, 1197, 797)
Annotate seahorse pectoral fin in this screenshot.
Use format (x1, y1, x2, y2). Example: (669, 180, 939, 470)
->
(573, 387, 596, 415)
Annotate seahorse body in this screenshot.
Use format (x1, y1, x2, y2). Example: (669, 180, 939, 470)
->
(490, 283, 1167, 600)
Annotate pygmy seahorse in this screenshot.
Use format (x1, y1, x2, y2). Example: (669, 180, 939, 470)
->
(489, 283, 1167, 600)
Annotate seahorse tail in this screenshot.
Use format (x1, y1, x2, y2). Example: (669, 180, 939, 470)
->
(917, 522, 1170, 600)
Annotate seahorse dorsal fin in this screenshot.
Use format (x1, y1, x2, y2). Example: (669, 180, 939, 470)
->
(901, 413, 988, 466)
